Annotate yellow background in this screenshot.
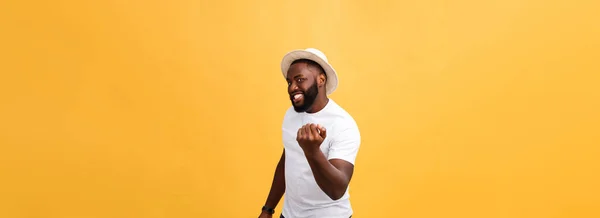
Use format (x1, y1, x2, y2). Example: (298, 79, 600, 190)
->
(1, 0, 599, 217)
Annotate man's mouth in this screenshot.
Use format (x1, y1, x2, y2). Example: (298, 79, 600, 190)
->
(292, 93, 304, 103)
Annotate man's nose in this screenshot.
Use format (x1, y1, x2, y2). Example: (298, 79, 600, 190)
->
(288, 83, 299, 93)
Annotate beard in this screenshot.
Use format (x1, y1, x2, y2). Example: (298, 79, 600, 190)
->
(292, 80, 319, 112)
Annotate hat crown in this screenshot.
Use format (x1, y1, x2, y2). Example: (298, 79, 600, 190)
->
(304, 48, 328, 62)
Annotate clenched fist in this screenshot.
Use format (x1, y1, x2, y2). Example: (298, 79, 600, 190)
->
(297, 123, 327, 154)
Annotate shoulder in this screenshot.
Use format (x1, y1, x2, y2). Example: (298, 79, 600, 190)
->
(329, 100, 358, 126)
(283, 105, 297, 120)
(282, 105, 299, 127)
(328, 100, 360, 137)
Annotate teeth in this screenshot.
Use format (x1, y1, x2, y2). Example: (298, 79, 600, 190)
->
(294, 94, 302, 99)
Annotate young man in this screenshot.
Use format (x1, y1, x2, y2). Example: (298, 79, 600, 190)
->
(259, 48, 361, 218)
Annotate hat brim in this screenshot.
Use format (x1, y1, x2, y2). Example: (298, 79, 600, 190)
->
(281, 50, 338, 95)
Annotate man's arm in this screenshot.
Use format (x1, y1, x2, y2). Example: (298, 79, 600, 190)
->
(304, 150, 354, 200)
(259, 150, 286, 217)
(297, 124, 356, 201)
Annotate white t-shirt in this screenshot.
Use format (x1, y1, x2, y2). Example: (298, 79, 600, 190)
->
(281, 99, 361, 218)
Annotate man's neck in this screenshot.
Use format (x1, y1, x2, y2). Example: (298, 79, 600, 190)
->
(306, 96, 329, 114)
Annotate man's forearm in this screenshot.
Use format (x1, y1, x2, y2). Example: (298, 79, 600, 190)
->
(264, 151, 286, 209)
(304, 150, 349, 200)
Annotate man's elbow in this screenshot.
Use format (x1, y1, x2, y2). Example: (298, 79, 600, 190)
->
(328, 193, 344, 201)
(326, 187, 348, 201)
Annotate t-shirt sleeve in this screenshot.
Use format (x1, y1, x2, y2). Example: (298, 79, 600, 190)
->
(327, 123, 361, 165)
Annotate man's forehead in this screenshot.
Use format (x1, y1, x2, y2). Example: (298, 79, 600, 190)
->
(286, 63, 313, 79)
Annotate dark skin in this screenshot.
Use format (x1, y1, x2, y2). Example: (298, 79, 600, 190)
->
(259, 62, 354, 218)
(259, 150, 285, 218)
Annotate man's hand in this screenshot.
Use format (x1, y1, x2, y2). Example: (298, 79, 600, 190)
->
(297, 123, 327, 154)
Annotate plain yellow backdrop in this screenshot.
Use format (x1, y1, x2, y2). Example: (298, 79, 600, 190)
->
(1, 0, 599, 217)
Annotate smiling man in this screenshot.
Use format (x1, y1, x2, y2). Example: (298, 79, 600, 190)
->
(258, 48, 361, 218)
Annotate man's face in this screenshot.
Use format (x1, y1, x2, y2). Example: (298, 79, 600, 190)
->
(286, 62, 319, 112)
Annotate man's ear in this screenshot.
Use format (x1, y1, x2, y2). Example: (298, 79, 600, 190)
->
(318, 73, 326, 87)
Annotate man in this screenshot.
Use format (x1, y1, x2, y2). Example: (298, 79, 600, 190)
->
(258, 48, 361, 218)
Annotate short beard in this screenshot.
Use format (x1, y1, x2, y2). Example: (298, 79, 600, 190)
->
(293, 80, 319, 112)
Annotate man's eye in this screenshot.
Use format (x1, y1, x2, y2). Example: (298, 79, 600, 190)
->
(297, 78, 304, 82)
